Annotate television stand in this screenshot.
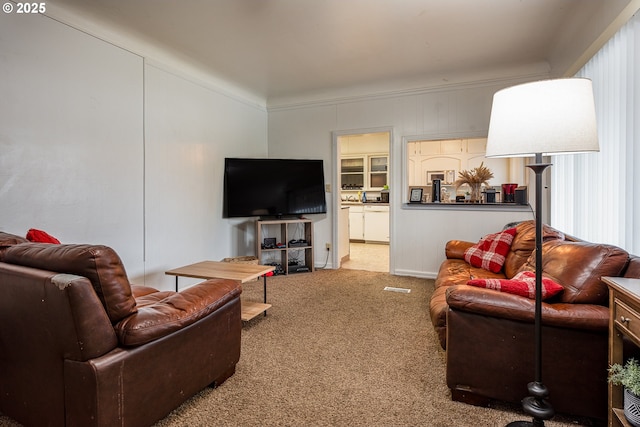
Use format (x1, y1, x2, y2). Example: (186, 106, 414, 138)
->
(255, 218, 314, 275)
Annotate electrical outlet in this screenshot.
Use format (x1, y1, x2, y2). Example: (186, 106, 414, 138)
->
(325, 243, 331, 250)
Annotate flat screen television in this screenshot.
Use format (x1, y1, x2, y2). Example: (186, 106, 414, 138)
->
(223, 158, 327, 218)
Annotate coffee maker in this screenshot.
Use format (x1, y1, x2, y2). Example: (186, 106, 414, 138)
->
(432, 179, 441, 203)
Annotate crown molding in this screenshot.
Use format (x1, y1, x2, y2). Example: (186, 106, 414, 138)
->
(267, 69, 550, 112)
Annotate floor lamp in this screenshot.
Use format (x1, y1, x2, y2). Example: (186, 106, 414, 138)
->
(485, 78, 599, 427)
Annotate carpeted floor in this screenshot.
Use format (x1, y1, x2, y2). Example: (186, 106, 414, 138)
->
(153, 269, 591, 427)
(0, 269, 593, 426)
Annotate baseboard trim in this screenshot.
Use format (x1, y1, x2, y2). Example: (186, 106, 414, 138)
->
(393, 269, 437, 279)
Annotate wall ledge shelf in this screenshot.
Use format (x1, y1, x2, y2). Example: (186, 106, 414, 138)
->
(402, 203, 533, 213)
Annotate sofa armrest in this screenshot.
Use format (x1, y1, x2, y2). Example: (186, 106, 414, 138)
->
(445, 285, 609, 331)
(114, 278, 242, 346)
(445, 240, 474, 259)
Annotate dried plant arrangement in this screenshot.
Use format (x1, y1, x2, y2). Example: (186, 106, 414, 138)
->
(454, 162, 494, 202)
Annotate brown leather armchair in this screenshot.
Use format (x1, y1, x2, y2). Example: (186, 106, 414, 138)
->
(0, 234, 242, 427)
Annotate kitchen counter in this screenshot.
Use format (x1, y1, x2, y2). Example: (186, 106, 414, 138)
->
(341, 201, 389, 206)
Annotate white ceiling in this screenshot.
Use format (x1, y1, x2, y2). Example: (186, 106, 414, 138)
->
(47, 0, 632, 106)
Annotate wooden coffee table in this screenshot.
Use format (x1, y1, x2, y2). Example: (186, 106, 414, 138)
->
(165, 260, 276, 321)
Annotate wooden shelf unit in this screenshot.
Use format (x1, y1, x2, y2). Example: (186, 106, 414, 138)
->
(255, 218, 314, 275)
(604, 277, 640, 427)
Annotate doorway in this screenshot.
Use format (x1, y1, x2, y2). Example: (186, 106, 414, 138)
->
(341, 242, 389, 272)
(332, 129, 392, 272)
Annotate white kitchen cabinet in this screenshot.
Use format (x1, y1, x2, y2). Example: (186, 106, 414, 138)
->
(415, 139, 463, 155)
(339, 206, 351, 263)
(369, 156, 388, 189)
(364, 205, 389, 243)
(406, 137, 509, 193)
(419, 140, 441, 155)
(341, 157, 365, 190)
(441, 139, 464, 154)
(348, 205, 364, 241)
(341, 155, 388, 191)
(466, 138, 487, 154)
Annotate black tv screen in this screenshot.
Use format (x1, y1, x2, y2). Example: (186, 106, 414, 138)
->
(223, 158, 327, 218)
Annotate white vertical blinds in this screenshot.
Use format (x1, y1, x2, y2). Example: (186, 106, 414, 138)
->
(551, 12, 639, 254)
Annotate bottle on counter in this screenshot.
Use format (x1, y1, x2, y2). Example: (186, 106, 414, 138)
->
(357, 191, 362, 202)
(362, 192, 367, 202)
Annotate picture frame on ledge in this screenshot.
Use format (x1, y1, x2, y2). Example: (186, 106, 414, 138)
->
(409, 187, 423, 203)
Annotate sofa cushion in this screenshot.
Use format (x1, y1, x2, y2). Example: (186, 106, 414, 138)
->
(0, 231, 29, 261)
(624, 256, 640, 279)
(431, 259, 507, 349)
(464, 227, 516, 273)
(3, 243, 137, 323)
(503, 221, 565, 279)
(0, 231, 29, 246)
(131, 284, 159, 298)
(435, 258, 506, 289)
(467, 270, 564, 300)
(115, 279, 241, 346)
(518, 240, 629, 305)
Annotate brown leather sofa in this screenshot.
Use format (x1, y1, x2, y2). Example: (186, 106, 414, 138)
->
(429, 220, 637, 421)
(0, 232, 242, 427)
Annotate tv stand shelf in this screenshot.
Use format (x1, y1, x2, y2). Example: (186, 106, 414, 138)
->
(256, 218, 314, 275)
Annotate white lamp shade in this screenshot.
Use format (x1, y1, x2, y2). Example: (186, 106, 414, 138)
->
(485, 78, 599, 158)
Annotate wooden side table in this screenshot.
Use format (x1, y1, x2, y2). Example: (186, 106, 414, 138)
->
(604, 276, 640, 427)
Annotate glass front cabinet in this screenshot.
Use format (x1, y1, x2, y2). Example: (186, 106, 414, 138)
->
(369, 156, 388, 189)
(341, 155, 388, 191)
(341, 158, 365, 190)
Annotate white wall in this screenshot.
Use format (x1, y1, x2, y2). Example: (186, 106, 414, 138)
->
(0, 12, 268, 289)
(268, 82, 538, 277)
(143, 64, 267, 287)
(267, 104, 336, 269)
(0, 12, 145, 274)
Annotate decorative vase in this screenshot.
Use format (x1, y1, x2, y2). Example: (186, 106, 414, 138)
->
(470, 183, 482, 203)
(625, 388, 640, 427)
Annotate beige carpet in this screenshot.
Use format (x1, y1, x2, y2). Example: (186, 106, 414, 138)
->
(155, 269, 591, 427)
(0, 269, 593, 427)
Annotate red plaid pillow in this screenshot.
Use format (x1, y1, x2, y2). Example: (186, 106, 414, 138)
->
(463, 227, 516, 273)
(467, 270, 564, 300)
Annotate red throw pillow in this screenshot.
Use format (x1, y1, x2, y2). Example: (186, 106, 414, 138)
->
(463, 227, 517, 273)
(26, 228, 61, 244)
(467, 270, 564, 300)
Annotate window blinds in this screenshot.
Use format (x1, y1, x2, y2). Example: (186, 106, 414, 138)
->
(551, 12, 639, 254)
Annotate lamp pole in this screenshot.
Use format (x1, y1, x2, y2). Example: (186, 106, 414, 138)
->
(507, 153, 554, 427)
(485, 77, 599, 427)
